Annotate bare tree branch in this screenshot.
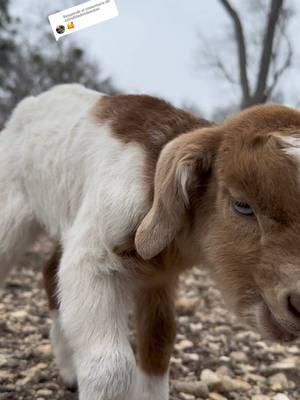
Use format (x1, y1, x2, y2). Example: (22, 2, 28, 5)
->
(214, 59, 239, 85)
(254, 0, 284, 102)
(266, 28, 292, 99)
(198, 40, 239, 85)
(219, 0, 250, 105)
(198, 0, 294, 111)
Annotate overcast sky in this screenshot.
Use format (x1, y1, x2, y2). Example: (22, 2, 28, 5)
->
(12, 0, 300, 118)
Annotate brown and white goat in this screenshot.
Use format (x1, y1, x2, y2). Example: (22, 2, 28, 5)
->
(1, 84, 300, 400)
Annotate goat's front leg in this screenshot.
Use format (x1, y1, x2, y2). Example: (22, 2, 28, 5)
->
(58, 247, 135, 400)
(133, 282, 177, 400)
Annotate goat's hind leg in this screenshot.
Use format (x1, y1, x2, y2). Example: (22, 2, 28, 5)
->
(0, 185, 40, 288)
(43, 246, 77, 389)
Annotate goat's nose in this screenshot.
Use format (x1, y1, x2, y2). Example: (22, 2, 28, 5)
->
(287, 292, 300, 319)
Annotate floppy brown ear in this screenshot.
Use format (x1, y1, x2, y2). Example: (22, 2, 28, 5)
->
(135, 127, 222, 260)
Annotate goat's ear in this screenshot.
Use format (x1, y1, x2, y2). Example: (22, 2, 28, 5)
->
(135, 127, 222, 260)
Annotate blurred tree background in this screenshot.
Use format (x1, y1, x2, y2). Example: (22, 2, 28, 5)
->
(198, 0, 295, 120)
(0, 0, 117, 128)
(0, 0, 298, 126)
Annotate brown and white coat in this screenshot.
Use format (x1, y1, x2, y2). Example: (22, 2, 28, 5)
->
(2, 84, 300, 400)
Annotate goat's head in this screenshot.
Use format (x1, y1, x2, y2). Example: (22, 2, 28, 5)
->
(135, 104, 300, 342)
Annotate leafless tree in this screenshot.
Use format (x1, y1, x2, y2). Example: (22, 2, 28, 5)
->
(199, 0, 294, 109)
(0, 1, 118, 129)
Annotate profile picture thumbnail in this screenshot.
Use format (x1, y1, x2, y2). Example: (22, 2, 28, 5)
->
(56, 25, 65, 34)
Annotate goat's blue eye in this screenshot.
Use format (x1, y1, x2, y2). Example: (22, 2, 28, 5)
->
(233, 200, 254, 216)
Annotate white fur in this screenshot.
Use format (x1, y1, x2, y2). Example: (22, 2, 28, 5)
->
(131, 369, 169, 400)
(280, 136, 300, 187)
(50, 310, 77, 387)
(0, 84, 154, 399)
(281, 135, 300, 155)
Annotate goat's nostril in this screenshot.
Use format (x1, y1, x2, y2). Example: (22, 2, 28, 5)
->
(287, 292, 300, 319)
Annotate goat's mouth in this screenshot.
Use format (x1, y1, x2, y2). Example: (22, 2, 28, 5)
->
(258, 302, 298, 343)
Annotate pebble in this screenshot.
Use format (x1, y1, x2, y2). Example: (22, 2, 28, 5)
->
(180, 393, 195, 400)
(230, 351, 247, 362)
(10, 310, 27, 319)
(0, 355, 7, 368)
(189, 322, 203, 332)
(175, 340, 194, 351)
(269, 373, 288, 390)
(0, 370, 13, 381)
(269, 358, 297, 371)
(200, 369, 221, 387)
(36, 344, 52, 355)
(272, 395, 290, 400)
(252, 396, 271, 400)
(247, 373, 267, 383)
(185, 353, 199, 362)
(176, 297, 198, 313)
(219, 376, 251, 392)
(209, 393, 228, 400)
(36, 389, 53, 397)
(286, 345, 299, 354)
(17, 363, 47, 385)
(216, 366, 231, 377)
(173, 381, 208, 397)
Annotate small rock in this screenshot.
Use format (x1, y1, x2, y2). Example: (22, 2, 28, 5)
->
(286, 345, 299, 354)
(269, 372, 288, 391)
(190, 322, 203, 333)
(200, 369, 221, 388)
(173, 381, 208, 397)
(247, 373, 267, 383)
(269, 344, 285, 354)
(10, 310, 27, 319)
(288, 380, 296, 389)
(272, 395, 290, 400)
(208, 342, 220, 352)
(175, 339, 194, 351)
(219, 356, 230, 363)
(270, 358, 297, 372)
(37, 344, 52, 355)
(0, 355, 8, 368)
(180, 394, 195, 400)
(36, 389, 53, 397)
(216, 366, 231, 377)
(176, 297, 198, 313)
(219, 376, 251, 393)
(186, 353, 199, 362)
(251, 396, 271, 400)
(230, 351, 247, 362)
(209, 393, 228, 400)
(0, 370, 13, 382)
(17, 362, 47, 385)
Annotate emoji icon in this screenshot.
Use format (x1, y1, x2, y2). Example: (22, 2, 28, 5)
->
(56, 25, 65, 34)
(67, 22, 75, 29)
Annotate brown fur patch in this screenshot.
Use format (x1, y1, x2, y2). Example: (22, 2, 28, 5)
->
(93, 94, 212, 194)
(135, 126, 223, 260)
(223, 103, 300, 134)
(134, 282, 177, 375)
(43, 246, 61, 310)
(219, 104, 300, 224)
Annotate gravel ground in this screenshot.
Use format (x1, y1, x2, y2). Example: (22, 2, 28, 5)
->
(1, 238, 300, 400)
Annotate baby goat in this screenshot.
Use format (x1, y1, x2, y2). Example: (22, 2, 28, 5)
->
(2, 84, 300, 400)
